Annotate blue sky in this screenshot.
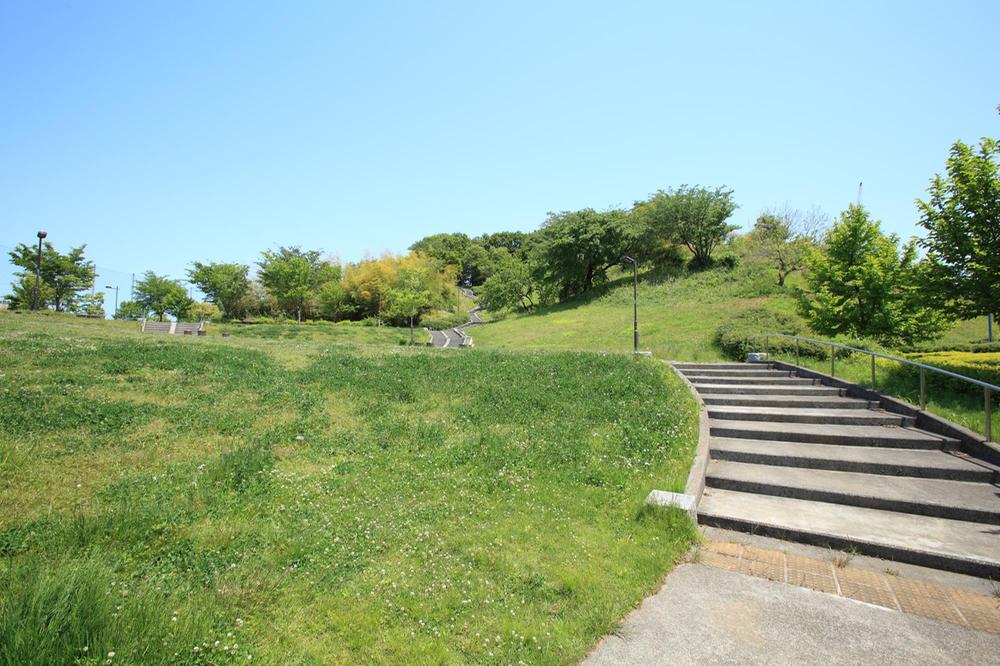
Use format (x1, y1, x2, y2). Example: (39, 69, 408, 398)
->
(1, 1, 997, 302)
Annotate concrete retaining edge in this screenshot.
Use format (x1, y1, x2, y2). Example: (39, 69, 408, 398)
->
(663, 361, 712, 512)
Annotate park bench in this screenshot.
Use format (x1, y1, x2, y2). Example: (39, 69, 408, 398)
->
(140, 319, 207, 336)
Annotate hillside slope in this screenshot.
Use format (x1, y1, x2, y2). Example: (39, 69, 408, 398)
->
(474, 268, 799, 361)
(0, 312, 698, 665)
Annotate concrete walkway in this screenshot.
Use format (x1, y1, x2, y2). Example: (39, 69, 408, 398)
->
(584, 563, 1000, 665)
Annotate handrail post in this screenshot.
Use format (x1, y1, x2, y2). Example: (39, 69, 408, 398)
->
(986, 388, 993, 443)
(795, 338, 800, 366)
(870, 354, 876, 391)
(765, 335, 769, 357)
(919, 368, 926, 409)
(830, 345, 835, 377)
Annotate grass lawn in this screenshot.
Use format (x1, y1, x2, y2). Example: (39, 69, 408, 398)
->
(0, 312, 698, 665)
(475, 268, 800, 361)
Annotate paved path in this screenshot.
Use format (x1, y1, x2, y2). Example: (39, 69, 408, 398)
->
(583, 563, 1000, 665)
(428, 289, 483, 348)
(428, 328, 467, 348)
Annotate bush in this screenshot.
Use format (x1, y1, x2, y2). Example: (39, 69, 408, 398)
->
(715, 307, 806, 360)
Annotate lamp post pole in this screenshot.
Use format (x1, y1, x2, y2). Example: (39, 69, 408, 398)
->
(105, 285, 119, 319)
(622, 255, 638, 353)
(32, 231, 47, 310)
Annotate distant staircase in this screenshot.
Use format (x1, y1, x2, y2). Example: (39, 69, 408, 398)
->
(674, 362, 1000, 578)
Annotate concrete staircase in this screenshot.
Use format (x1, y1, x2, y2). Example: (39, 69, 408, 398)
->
(674, 362, 1000, 578)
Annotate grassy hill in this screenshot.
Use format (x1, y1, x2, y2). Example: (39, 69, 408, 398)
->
(474, 266, 997, 437)
(0, 312, 698, 665)
(474, 267, 800, 361)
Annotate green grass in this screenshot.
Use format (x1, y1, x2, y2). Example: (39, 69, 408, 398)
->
(0, 311, 699, 665)
(474, 267, 799, 361)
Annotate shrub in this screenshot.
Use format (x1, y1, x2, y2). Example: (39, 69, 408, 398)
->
(715, 307, 805, 360)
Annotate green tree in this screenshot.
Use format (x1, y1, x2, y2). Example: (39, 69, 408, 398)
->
(531, 208, 638, 298)
(916, 133, 999, 324)
(114, 300, 148, 320)
(71, 292, 106, 318)
(6, 242, 95, 311)
(479, 249, 536, 312)
(745, 207, 823, 286)
(410, 233, 490, 286)
(385, 268, 434, 344)
(258, 247, 341, 321)
(798, 204, 950, 345)
(638, 185, 738, 267)
(5, 274, 54, 310)
(187, 262, 251, 320)
(134, 272, 190, 322)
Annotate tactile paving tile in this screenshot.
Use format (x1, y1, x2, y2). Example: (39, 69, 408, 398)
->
(948, 589, 1000, 634)
(740, 545, 785, 581)
(699, 549, 742, 572)
(703, 541, 742, 558)
(785, 554, 837, 594)
(888, 576, 965, 625)
(833, 566, 899, 610)
(698, 541, 1000, 635)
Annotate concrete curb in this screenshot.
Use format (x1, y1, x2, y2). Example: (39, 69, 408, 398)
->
(766, 359, 1000, 468)
(662, 361, 712, 512)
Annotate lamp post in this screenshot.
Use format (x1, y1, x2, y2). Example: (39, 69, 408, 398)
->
(621, 255, 638, 353)
(105, 285, 119, 319)
(32, 231, 47, 311)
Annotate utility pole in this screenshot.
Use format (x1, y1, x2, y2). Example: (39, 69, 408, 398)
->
(32, 231, 47, 310)
(989, 313, 994, 343)
(857, 182, 863, 205)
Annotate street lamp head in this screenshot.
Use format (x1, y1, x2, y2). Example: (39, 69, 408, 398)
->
(105, 285, 114, 290)
(37, 231, 47, 239)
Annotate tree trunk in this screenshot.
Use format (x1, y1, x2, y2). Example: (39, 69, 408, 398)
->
(409, 315, 414, 345)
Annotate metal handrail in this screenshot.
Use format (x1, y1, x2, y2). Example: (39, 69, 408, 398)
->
(748, 332, 995, 442)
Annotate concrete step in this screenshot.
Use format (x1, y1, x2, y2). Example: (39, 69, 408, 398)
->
(674, 363, 765, 371)
(683, 376, 818, 385)
(709, 419, 958, 450)
(699, 394, 872, 409)
(697, 488, 1000, 578)
(705, 460, 1000, 524)
(706, 405, 911, 427)
(678, 368, 792, 378)
(709, 438, 997, 482)
(692, 384, 843, 396)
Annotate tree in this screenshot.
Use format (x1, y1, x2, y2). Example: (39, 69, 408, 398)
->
(187, 262, 251, 320)
(745, 207, 824, 286)
(385, 268, 434, 344)
(478, 249, 536, 312)
(916, 133, 999, 324)
(189, 301, 222, 322)
(258, 247, 340, 321)
(114, 300, 147, 320)
(6, 242, 95, 311)
(798, 204, 950, 345)
(71, 292, 105, 318)
(531, 208, 638, 298)
(410, 233, 490, 286)
(134, 272, 189, 322)
(638, 185, 738, 267)
(5, 274, 54, 310)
